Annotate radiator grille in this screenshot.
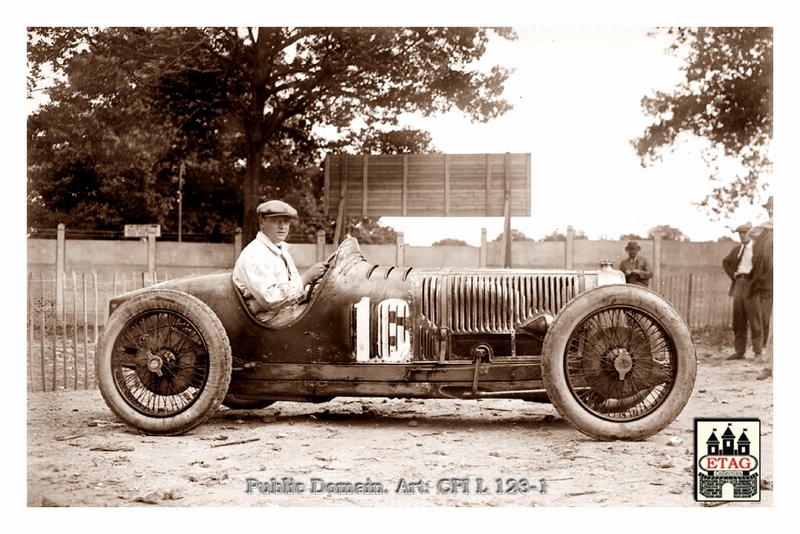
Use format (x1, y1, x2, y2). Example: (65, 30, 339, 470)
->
(421, 273, 580, 334)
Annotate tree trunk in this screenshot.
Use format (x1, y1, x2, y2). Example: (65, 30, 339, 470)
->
(242, 145, 263, 242)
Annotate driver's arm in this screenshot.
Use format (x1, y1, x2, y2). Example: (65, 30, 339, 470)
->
(301, 262, 330, 287)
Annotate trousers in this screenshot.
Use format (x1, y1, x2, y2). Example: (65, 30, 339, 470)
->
(732, 277, 763, 355)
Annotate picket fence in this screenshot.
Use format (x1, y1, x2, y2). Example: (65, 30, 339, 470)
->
(26, 270, 732, 393)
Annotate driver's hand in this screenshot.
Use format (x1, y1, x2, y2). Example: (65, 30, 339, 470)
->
(301, 262, 329, 285)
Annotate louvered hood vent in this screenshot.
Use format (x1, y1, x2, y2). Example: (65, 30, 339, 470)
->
(420, 273, 582, 334)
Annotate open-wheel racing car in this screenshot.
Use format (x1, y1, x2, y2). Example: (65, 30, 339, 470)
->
(96, 237, 696, 441)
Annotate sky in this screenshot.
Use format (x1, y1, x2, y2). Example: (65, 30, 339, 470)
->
(4, 0, 800, 528)
(381, 27, 774, 245)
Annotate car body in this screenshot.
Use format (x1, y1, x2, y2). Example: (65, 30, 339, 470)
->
(96, 237, 696, 441)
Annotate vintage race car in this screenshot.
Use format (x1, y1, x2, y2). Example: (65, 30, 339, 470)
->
(96, 237, 696, 441)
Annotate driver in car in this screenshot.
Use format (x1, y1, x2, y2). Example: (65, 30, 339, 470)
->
(233, 200, 329, 327)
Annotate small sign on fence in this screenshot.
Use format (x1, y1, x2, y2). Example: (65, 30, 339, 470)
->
(124, 224, 161, 238)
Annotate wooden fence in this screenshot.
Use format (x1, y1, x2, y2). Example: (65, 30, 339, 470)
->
(26, 271, 170, 392)
(26, 270, 732, 393)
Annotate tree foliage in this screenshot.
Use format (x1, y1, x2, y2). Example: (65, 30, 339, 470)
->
(541, 228, 587, 241)
(647, 224, 689, 242)
(432, 238, 470, 246)
(493, 229, 533, 242)
(619, 233, 645, 241)
(632, 28, 773, 216)
(28, 27, 515, 239)
(344, 217, 398, 245)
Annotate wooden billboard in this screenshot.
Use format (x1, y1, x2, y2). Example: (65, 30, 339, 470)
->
(324, 153, 531, 219)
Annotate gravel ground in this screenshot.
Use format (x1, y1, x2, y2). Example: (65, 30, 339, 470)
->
(26, 328, 774, 511)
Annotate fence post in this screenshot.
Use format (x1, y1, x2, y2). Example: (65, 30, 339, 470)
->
(653, 231, 662, 289)
(480, 228, 487, 268)
(147, 227, 157, 280)
(56, 223, 65, 315)
(94, 271, 100, 346)
(565, 226, 574, 269)
(40, 275, 46, 391)
(72, 272, 78, 390)
(396, 232, 405, 267)
(234, 227, 242, 262)
(687, 273, 694, 329)
(28, 273, 33, 390)
(316, 230, 326, 262)
(83, 272, 89, 389)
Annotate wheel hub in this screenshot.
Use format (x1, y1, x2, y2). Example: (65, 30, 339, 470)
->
(612, 348, 633, 380)
(147, 353, 164, 377)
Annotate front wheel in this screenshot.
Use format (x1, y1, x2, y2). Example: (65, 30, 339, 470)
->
(542, 285, 696, 441)
(96, 290, 232, 435)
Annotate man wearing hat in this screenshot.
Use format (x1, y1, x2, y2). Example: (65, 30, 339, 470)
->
(619, 241, 652, 287)
(232, 200, 329, 327)
(748, 195, 773, 379)
(722, 221, 763, 360)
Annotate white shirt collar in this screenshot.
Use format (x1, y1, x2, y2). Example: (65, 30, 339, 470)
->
(256, 232, 291, 255)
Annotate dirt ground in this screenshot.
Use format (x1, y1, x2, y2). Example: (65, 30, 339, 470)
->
(26, 328, 773, 508)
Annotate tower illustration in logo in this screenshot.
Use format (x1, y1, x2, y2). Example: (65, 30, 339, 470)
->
(695, 419, 760, 501)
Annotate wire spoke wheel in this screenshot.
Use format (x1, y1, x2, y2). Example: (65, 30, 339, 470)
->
(112, 310, 210, 417)
(97, 290, 231, 435)
(542, 285, 695, 441)
(566, 307, 676, 420)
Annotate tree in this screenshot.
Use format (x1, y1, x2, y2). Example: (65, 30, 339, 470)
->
(632, 28, 772, 216)
(541, 228, 587, 242)
(647, 224, 689, 242)
(344, 217, 398, 245)
(493, 229, 533, 242)
(432, 238, 469, 246)
(337, 127, 439, 155)
(619, 233, 645, 241)
(28, 28, 516, 239)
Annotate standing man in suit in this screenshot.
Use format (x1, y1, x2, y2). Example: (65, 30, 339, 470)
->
(722, 222, 762, 360)
(749, 196, 773, 380)
(620, 241, 653, 288)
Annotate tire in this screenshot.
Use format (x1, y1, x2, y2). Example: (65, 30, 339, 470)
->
(96, 290, 232, 435)
(222, 395, 275, 410)
(541, 285, 696, 441)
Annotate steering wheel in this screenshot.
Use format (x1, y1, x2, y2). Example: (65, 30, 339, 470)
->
(303, 249, 339, 303)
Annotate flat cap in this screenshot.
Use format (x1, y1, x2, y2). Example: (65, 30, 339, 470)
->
(625, 241, 641, 251)
(735, 222, 752, 233)
(257, 200, 298, 218)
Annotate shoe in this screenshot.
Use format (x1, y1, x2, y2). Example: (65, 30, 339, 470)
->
(726, 353, 745, 360)
(756, 368, 772, 380)
(754, 352, 763, 361)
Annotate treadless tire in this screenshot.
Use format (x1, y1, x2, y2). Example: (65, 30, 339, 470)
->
(96, 290, 232, 435)
(542, 285, 696, 441)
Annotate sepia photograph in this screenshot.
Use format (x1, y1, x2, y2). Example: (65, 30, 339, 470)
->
(8, 0, 799, 530)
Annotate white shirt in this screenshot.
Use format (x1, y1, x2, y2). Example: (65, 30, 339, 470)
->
(735, 240, 754, 276)
(232, 232, 304, 315)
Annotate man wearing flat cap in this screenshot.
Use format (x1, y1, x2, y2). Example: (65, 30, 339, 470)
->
(233, 200, 329, 327)
(619, 241, 652, 287)
(722, 221, 763, 360)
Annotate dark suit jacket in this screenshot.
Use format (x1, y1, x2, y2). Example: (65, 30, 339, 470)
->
(722, 244, 744, 297)
(749, 226, 773, 299)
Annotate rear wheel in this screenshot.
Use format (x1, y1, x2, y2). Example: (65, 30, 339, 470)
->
(96, 290, 231, 435)
(542, 285, 695, 441)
